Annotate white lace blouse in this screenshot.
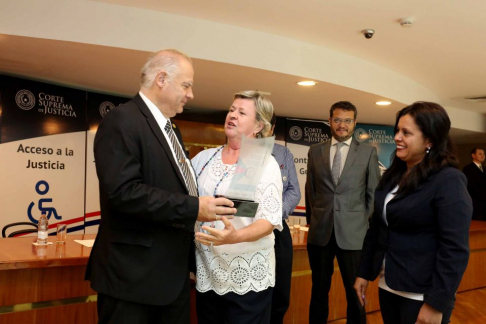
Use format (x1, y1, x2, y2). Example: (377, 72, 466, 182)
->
(191, 146, 283, 295)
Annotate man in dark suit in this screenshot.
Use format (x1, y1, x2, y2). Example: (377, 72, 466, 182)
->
(85, 49, 236, 324)
(463, 147, 486, 221)
(306, 101, 381, 324)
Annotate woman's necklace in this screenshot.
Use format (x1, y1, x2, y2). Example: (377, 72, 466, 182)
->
(196, 145, 224, 179)
(213, 163, 236, 197)
(197, 145, 238, 196)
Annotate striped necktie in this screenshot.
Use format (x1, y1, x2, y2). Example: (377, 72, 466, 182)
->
(164, 120, 198, 197)
(331, 142, 344, 185)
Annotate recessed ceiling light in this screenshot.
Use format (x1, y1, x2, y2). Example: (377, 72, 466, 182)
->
(297, 81, 317, 86)
(375, 101, 392, 106)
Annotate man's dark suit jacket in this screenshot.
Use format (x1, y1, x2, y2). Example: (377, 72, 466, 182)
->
(85, 94, 199, 306)
(306, 138, 380, 250)
(358, 167, 472, 313)
(463, 162, 486, 221)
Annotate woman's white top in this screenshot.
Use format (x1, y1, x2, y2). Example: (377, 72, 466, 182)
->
(191, 147, 283, 295)
(378, 185, 425, 301)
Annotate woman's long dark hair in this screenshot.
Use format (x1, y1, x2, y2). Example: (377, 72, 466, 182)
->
(378, 102, 458, 195)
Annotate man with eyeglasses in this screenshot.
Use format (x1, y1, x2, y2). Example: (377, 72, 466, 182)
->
(305, 101, 381, 324)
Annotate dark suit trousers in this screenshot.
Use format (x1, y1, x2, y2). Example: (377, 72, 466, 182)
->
(379, 289, 453, 324)
(307, 231, 366, 324)
(97, 275, 190, 324)
(270, 220, 293, 323)
(196, 288, 273, 324)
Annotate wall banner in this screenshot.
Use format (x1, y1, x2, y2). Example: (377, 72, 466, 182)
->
(0, 75, 87, 235)
(285, 118, 331, 221)
(352, 124, 395, 171)
(0, 75, 86, 143)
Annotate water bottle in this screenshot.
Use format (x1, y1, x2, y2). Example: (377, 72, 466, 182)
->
(37, 212, 48, 244)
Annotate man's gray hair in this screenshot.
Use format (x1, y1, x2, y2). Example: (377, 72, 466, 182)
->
(234, 90, 274, 138)
(140, 49, 192, 89)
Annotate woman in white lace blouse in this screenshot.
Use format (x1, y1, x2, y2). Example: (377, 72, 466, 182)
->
(192, 90, 283, 324)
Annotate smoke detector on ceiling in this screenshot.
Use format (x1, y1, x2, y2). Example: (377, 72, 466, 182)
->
(399, 18, 414, 27)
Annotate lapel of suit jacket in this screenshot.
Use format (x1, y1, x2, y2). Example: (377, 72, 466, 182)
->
(338, 138, 359, 185)
(319, 141, 333, 184)
(132, 94, 189, 193)
(390, 172, 433, 202)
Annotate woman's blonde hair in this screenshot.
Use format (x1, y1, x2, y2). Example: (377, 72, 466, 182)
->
(233, 90, 274, 138)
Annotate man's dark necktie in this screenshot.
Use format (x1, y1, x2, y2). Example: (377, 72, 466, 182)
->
(164, 120, 198, 196)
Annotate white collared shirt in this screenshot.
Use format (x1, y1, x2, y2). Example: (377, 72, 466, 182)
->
(330, 136, 353, 173)
(139, 91, 196, 183)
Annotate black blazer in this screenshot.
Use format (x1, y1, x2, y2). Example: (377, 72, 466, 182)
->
(463, 162, 486, 220)
(85, 94, 199, 306)
(358, 167, 472, 313)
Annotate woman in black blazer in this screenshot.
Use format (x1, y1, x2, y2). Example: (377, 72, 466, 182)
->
(354, 102, 472, 324)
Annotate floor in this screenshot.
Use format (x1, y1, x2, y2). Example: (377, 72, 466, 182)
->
(328, 287, 486, 324)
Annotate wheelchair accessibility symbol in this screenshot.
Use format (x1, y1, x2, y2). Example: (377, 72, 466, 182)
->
(28, 180, 63, 224)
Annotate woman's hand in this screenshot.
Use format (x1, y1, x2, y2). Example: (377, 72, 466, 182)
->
(195, 217, 274, 246)
(416, 303, 442, 324)
(353, 277, 369, 307)
(195, 216, 238, 246)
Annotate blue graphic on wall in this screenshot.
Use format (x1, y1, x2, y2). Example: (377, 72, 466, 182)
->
(354, 124, 395, 169)
(27, 180, 63, 224)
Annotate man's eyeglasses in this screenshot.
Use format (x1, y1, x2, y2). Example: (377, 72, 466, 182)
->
(331, 118, 355, 125)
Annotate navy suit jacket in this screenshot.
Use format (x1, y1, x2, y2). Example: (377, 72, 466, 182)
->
(85, 94, 199, 306)
(358, 167, 472, 313)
